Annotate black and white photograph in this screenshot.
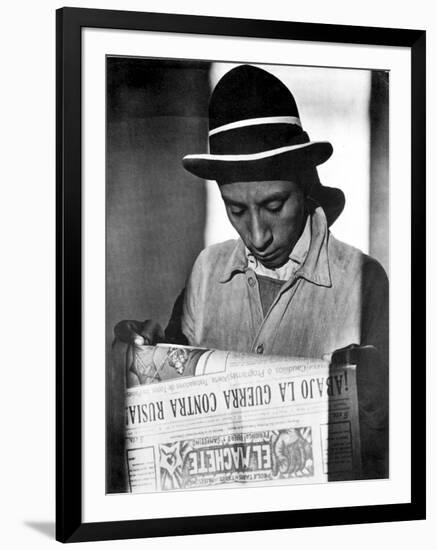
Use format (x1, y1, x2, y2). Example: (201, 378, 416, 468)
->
(106, 58, 390, 494)
(51, 6, 426, 544)
(0, 0, 432, 547)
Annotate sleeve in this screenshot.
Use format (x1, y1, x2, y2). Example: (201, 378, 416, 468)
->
(180, 250, 204, 346)
(164, 250, 205, 346)
(360, 258, 389, 365)
(164, 288, 189, 345)
(359, 258, 389, 478)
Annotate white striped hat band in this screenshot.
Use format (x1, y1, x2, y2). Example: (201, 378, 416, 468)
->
(208, 116, 302, 137)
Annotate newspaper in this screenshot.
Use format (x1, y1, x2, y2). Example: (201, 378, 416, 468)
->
(124, 344, 361, 493)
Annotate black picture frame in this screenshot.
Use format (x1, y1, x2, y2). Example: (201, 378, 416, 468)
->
(56, 6, 426, 543)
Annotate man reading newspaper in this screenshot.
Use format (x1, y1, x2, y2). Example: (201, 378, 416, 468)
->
(114, 65, 389, 480)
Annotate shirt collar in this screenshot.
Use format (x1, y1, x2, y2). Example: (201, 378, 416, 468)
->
(219, 205, 332, 287)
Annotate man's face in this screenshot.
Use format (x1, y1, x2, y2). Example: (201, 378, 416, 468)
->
(219, 179, 306, 269)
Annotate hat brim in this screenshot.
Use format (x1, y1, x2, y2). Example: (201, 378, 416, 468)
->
(182, 141, 333, 182)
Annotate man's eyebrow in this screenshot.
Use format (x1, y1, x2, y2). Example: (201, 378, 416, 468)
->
(222, 191, 290, 208)
(258, 191, 289, 205)
(222, 197, 247, 208)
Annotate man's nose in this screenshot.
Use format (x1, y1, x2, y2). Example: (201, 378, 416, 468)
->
(249, 213, 272, 251)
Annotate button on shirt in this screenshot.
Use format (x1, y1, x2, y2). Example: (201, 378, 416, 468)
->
(181, 206, 389, 361)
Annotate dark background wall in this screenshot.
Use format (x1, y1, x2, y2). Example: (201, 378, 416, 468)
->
(107, 58, 210, 342)
(369, 71, 390, 273)
(106, 58, 210, 491)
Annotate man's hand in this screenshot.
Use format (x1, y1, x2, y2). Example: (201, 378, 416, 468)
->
(324, 343, 388, 478)
(324, 344, 388, 422)
(113, 319, 165, 345)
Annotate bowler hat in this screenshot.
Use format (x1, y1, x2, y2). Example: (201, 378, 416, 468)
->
(182, 64, 345, 226)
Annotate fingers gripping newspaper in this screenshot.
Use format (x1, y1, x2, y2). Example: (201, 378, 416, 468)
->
(122, 344, 361, 494)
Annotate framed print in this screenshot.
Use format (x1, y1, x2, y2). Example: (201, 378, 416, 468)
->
(56, 7, 426, 543)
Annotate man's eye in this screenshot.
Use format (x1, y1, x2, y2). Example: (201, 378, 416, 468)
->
(265, 201, 284, 212)
(229, 207, 245, 216)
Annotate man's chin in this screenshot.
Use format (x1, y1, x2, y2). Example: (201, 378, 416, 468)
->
(258, 254, 288, 269)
